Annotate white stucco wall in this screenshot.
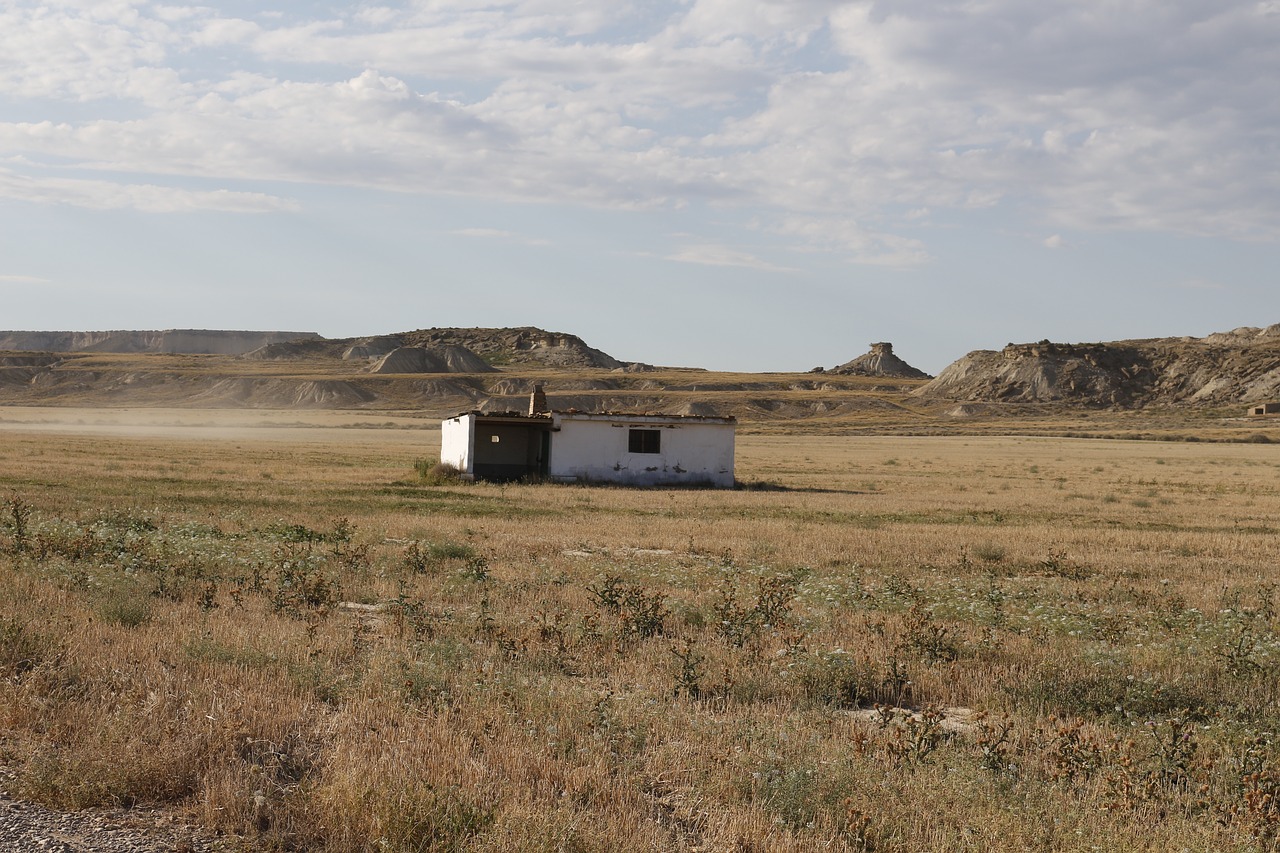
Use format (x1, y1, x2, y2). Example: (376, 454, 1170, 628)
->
(548, 415, 735, 487)
(440, 414, 476, 476)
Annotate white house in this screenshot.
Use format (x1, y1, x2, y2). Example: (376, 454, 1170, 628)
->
(440, 390, 735, 487)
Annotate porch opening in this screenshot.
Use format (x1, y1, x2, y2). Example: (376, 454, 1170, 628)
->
(473, 421, 552, 482)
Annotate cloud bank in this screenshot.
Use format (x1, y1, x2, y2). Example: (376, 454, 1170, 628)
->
(2, 0, 1278, 262)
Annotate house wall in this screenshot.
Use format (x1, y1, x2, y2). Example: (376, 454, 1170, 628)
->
(440, 415, 476, 476)
(548, 417, 735, 487)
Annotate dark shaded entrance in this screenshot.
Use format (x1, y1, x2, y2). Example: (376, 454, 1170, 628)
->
(472, 418, 552, 482)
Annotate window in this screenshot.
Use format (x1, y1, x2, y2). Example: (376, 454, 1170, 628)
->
(628, 428, 660, 453)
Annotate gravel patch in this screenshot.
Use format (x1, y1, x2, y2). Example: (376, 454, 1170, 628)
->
(0, 770, 230, 852)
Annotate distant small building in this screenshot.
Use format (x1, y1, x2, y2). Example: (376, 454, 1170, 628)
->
(441, 385, 735, 487)
(1250, 402, 1280, 416)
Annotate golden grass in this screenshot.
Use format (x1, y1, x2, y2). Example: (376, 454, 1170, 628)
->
(2, 418, 1280, 850)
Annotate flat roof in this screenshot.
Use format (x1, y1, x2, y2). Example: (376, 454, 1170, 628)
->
(554, 411, 735, 424)
(443, 411, 552, 427)
(447, 410, 735, 424)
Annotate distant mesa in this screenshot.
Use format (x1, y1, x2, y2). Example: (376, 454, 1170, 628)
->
(0, 326, 627, 373)
(0, 329, 320, 355)
(827, 343, 931, 379)
(613, 361, 659, 373)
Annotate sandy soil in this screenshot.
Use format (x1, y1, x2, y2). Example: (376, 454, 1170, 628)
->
(0, 406, 441, 445)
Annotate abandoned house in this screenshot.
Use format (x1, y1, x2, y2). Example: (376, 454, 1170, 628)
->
(440, 385, 735, 487)
(1250, 402, 1280, 416)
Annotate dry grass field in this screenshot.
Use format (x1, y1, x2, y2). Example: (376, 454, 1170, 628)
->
(3, 410, 1280, 850)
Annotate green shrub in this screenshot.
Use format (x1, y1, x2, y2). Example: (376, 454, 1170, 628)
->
(711, 575, 797, 649)
(4, 494, 32, 552)
(269, 545, 339, 616)
(263, 523, 327, 544)
(376, 783, 494, 850)
(0, 617, 51, 678)
(95, 587, 153, 628)
(758, 766, 821, 829)
(972, 541, 1007, 564)
(1013, 667, 1211, 720)
(901, 603, 960, 664)
(790, 650, 870, 708)
(588, 575, 667, 639)
(402, 540, 479, 576)
(415, 459, 464, 485)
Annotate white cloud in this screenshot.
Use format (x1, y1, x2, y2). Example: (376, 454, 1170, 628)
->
(1043, 235, 1065, 249)
(815, 0, 1280, 240)
(0, 168, 298, 213)
(0, 0, 1278, 251)
(768, 215, 930, 267)
(192, 17, 261, 47)
(449, 227, 550, 246)
(0, 274, 50, 284)
(0, 2, 183, 105)
(665, 243, 795, 272)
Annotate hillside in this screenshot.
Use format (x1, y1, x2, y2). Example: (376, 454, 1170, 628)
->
(398, 327, 624, 369)
(5, 324, 1280, 439)
(0, 325, 650, 415)
(0, 346, 928, 426)
(918, 326, 1280, 407)
(239, 327, 625, 370)
(0, 327, 622, 369)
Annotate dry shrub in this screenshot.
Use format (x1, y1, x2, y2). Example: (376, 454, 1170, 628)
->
(277, 704, 495, 850)
(17, 660, 224, 808)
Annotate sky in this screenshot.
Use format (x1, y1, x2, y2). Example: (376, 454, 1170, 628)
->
(2, 1, 1279, 374)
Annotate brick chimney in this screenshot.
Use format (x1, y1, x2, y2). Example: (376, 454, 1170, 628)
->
(529, 382, 549, 415)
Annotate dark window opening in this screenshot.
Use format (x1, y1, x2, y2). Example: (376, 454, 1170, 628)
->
(629, 428, 661, 454)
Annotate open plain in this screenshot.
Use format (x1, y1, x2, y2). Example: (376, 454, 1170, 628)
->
(2, 408, 1280, 850)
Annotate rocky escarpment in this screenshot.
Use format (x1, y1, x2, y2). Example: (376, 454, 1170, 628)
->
(242, 327, 626, 370)
(400, 327, 624, 369)
(0, 330, 320, 355)
(917, 326, 1280, 407)
(827, 342, 930, 379)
